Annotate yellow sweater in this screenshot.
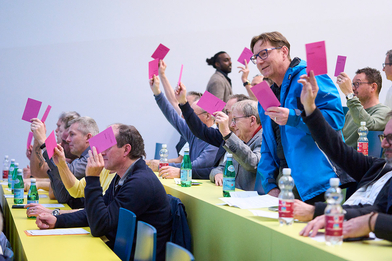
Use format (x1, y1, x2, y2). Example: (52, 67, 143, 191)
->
(67, 168, 116, 198)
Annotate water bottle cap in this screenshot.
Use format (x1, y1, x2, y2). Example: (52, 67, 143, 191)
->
(282, 168, 291, 175)
(17, 169, 22, 173)
(360, 121, 366, 126)
(4, 155, 8, 159)
(162, 144, 167, 149)
(31, 178, 36, 183)
(330, 178, 340, 186)
(226, 153, 233, 158)
(11, 159, 15, 162)
(184, 147, 189, 152)
(15, 163, 19, 167)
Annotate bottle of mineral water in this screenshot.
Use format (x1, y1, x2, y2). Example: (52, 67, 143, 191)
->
(2, 155, 9, 181)
(223, 154, 235, 197)
(8, 159, 15, 189)
(180, 148, 192, 187)
(27, 178, 39, 204)
(14, 169, 24, 204)
(11, 162, 19, 193)
(324, 178, 343, 246)
(158, 144, 169, 170)
(278, 168, 295, 226)
(357, 121, 368, 156)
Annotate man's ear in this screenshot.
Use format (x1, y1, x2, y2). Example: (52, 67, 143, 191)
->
(371, 83, 377, 93)
(86, 133, 92, 141)
(215, 61, 221, 70)
(123, 144, 132, 157)
(281, 45, 289, 61)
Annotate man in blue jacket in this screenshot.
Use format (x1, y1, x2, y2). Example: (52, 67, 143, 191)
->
(250, 31, 345, 203)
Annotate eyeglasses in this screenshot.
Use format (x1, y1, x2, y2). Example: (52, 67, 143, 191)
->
(352, 81, 370, 89)
(378, 134, 392, 145)
(223, 109, 231, 115)
(231, 116, 250, 124)
(382, 63, 392, 69)
(251, 47, 282, 64)
(196, 111, 207, 116)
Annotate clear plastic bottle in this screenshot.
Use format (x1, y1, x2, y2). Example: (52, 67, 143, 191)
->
(180, 148, 192, 187)
(158, 144, 169, 171)
(2, 155, 9, 181)
(11, 162, 19, 193)
(324, 178, 343, 246)
(14, 169, 24, 204)
(278, 168, 295, 226)
(357, 121, 368, 156)
(8, 159, 15, 189)
(223, 154, 235, 197)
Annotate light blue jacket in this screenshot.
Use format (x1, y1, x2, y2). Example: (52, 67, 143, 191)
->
(257, 58, 345, 201)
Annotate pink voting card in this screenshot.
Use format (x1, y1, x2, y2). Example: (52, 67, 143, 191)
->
(334, 55, 347, 77)
(178, 64, 183, 85)
(251, 81, 280, 111)
(306, 41, 327, 76)
(151, 44, 170, 60)
(41, 105, 52, 123)
(45, 131, 57, 159)
(149, 59, 159, 79)
(27, 132, 33, 149)
(197, 91, 226, 115)
(237, 47, 254, 65)
(88, 126, 117, 154)
(22, 98, 42, 122)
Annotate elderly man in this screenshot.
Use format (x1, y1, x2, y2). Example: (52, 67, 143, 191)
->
(35, 124, 172, 261)
(149, 75, 219, 179)
(383, 50, 392, 109)
(250, 31, 345, 204)
(337, 67, 390, 149)
(296, 71, 392, 241)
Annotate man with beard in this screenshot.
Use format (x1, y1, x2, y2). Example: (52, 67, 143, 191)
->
(206, 51, 232, 102)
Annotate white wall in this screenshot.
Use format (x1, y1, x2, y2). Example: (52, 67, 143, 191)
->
(0, 0, 390, 168)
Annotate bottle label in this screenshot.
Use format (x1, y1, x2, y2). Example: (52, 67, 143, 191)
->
(27, 200, 39, 204)
(228, 165, 235, 172)
(325, 215, 343, 236)
(14, 188, 24, 199)
(279, 200, 294, 218)
(158, 162, 169, 170)
(3, 170, 8, 179)
(180, 169, 192, 181)
(357, 142, 368, 156)
(223, 177, 235, 191)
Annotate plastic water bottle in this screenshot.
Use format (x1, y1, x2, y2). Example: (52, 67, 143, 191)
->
(8, 159, 15, 188)
(180, 148, 192, 187)
(223, 154, 235, 197)
(2, 155, 9, 181)
(357, 121, 368, 156)
(324, 178, 343, 246)
(159, 144, 169, 170)
(278, 168, 295, 226)
(11, 162, 19, 193)
(14, 169, 24, 204)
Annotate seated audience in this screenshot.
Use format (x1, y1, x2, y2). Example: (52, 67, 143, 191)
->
(206, 51, 232, 102)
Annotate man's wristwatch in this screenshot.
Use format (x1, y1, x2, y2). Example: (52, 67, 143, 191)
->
(40, 143, 46, 150)
(346, 93, 355, 100)
(52, 208, 60, 216)
(243, 80, 251, 87)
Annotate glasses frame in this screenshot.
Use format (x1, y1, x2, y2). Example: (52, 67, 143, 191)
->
(378, 134, 392, 146)
(352, 81, 371, 89)
(251, 47, 282, 64)
(231, 116, 251, 124)
(382, 63, 392, 69)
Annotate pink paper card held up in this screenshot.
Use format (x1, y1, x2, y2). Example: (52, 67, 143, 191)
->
(178, 64, 183, 85)
(237, 47, 254, 65)
(305, 41, 327, 76)
(197, 91, 226, 115)
(251, 81, 280, 111)
(151, 44, 170, 60)
(88, 126, 117, 154)
(22, 98, 42, 122)
(45, 131, 57, 159)
(41, 105, 52, 123)
(149, 59, 159, 79)
(334, 55, 347, 76)
(27, 132, 34, 149)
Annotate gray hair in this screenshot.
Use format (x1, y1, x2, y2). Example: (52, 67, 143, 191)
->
(231, 100, 260, 124)
(386, 50, 392, 64)
(68, 116, 99, 136)
(59, 111, 80, 129)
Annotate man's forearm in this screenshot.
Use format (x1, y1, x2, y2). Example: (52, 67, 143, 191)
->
(57, 162, 77, 189)
(30, 140, 49, 178)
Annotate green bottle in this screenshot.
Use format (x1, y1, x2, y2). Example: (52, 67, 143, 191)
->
(8, 159, 15, 189)
(11, 162, 19, 193)
(223, 154, 235, 197)
(27, 178, 39, 204)
(14, 169, 24, 204)
(180, 148, 192, 187)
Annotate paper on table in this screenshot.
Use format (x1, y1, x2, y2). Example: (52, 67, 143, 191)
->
(41, 203, 65, 208)
(22, 98, 42, 122)
(219, 194, 279, 209)
(0, 182, 7, 185)
(334, 55, 347, 77)
(88, 126, 117, 154)
(306, 41, 327, 76)
(178, 64, 183, 85)
(197, 91, 226, 115)
(27, 132, 33, 149)
(237, 47, 254, 65)
(230, 191, 258, 198)
(25, 228, 89, 236)
(4, 194, 48, 198)
(41, 105, 52, 123)
(151, 43, 170, 60)
(250, 210, 279, 219)
(148, 59, 159, 79)
(45, 131, 57, 159)
(251, 81, 280, 111)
